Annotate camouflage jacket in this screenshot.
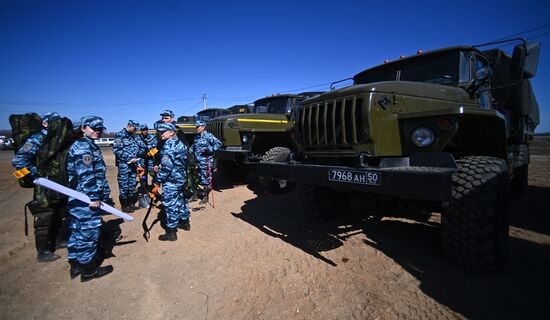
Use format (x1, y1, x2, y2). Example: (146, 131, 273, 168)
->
(155, 137, 187, 185)
(113, 128, 140, 164)
(67, 137, 110, 202)
(191, 131, 222, 160)
(12, 128, 47, 176)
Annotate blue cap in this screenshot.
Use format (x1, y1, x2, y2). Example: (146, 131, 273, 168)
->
(42, 112, 60, 123)
(128, 119, 139, 127)
(195, 120, 206, 127)
(81, 116, 106, 130)
(72, 120, 81, 131)
(139, 124, 149, 130)
(160, 110, 175, 117)
(156, 122, 177, 132)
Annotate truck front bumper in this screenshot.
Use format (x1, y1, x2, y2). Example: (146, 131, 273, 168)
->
(249, 153, 458, 202)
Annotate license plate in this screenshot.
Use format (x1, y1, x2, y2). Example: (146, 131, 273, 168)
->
(328, 169, 381, 186)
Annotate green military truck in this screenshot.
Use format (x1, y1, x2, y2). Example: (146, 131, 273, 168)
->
(207, 93, 322, 186)
(253, 39, 540, 270)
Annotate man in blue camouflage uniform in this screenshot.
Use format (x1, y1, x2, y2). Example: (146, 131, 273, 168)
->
(191, 120, 223, 205)
(12, 112, 63, 262)
(113, 120, 140, 213)
(66, 116, 113, 282)
(135, 124, 157, 181)
(153, 123, 190, 241)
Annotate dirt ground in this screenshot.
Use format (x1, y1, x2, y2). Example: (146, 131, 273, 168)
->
(0, 137, 549, 320)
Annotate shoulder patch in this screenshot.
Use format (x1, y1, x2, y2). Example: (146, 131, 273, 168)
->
(21, 142, 33, 153)
(82, 154, 93, 166)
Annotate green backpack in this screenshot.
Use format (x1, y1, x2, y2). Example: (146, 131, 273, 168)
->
(9, 113, 44, 188)
(35, 117, 77, 208)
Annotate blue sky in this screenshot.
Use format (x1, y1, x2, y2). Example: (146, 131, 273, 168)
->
(1, 0, 549, 132)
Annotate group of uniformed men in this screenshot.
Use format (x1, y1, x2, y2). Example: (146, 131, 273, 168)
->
(11, 109, 222, 282)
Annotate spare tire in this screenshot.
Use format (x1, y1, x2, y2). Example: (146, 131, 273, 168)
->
(259, 147, 295, 193)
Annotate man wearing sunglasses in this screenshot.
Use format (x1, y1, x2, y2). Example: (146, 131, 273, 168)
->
(113, 119, 141, 213)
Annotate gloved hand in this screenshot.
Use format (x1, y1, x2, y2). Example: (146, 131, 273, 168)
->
(147, 148, 158, 157)
(137, 166, 145, 178)
(149, 184, 160, 199)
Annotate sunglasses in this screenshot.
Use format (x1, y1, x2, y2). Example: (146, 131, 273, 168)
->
(90, 127, 104, 132)
(162, 116, 172, 120)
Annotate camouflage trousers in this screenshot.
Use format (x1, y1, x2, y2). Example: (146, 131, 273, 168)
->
(117, 162, 137, 199)
(67, 202, 102, 264)
(162, 182, 190, 229)
(197, 157, 214, 187)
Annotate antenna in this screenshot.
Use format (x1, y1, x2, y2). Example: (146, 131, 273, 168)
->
(202, 93, 207, 110)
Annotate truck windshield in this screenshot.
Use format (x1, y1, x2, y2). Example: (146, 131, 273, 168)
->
(354, 51, 466, 87)
(253, 97, 291, 114)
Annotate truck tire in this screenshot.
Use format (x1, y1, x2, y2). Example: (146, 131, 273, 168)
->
(259, 147, 295, 193)
(442, 156, 510, 271)
(297, 183, 350, 219)
(511, 164, 528, 198)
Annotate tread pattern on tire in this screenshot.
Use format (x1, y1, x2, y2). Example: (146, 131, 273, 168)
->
(442, 156, 509, 271)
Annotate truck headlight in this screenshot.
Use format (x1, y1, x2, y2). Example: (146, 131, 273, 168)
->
(242, 134, 249, 144)
(411, 127, 434, 147)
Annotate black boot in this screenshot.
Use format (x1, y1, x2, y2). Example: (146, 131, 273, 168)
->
(177, 219, 191, 231)
(36, 235, 60, 262)
(158, 228, 177, 241)
(120, 197, 134, 213)
(55, 218, 70, 249)
(129, 194, 140, 210)
(199, 194, 209, 205)
(68, 259, 81, 279)
(188, 193, 198, 203)
(80, 259, 113, 282)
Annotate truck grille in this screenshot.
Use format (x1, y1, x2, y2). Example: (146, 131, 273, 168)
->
(207, 121, 224, 141)
(298, 96, 366, 150)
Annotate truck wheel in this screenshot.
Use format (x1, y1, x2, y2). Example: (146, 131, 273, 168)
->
(217, 159, 247, 182)
(259, 147, 295, 193)
(442, 156, 510, 271)
(511, 164, 528, 198)
(297, 183, 350, 219)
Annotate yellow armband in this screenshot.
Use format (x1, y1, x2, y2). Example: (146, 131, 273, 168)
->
(12, 167, 31, 179)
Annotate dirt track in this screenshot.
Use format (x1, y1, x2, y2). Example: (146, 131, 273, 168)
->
(0, 138, 549, 319)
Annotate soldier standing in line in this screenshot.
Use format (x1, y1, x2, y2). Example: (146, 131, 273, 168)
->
(153, 123, 190, 241)
(191, 120, 222, 205)
(12, 112, 63, 262)
(66, 116, 113, 282)
(153, 110, 176, 172)
(135, 124, 157, 184)
(113, 119, 140, 213)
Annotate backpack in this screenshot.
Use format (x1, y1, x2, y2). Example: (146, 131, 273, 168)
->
(9, 113, 44, 188)
(35, 117, 77, 207)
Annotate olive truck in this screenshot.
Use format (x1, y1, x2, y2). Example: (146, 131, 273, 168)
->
(253, 39, 541, 270)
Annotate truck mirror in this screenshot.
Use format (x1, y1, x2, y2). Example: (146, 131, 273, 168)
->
(474, 67, 492, 82)
(511, 42, 540, 79)
(468, 67, 492, 93)
(285, 106, 293, 118)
